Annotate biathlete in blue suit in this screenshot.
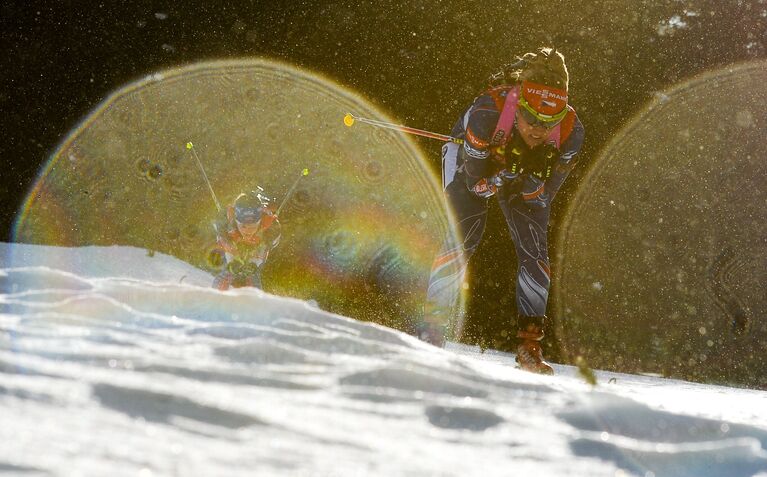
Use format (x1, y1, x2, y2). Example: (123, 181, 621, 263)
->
(211, 189, 281, 291)
(421, 47, 585, 374)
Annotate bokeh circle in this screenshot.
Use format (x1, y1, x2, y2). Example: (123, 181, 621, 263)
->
(554, 60, 767, 387)
(14, 59, 462, 334)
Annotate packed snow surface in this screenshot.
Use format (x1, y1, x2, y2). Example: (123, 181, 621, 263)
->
(2, 243, 767, 476)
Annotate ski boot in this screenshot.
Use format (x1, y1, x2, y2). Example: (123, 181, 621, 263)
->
(515, 315, 554, 375)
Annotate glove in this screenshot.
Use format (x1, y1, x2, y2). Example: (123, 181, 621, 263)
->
(226, 257, 246, 274)
(228, 259, 259, 277)
(471, 178, 497, 198)
(472, 169, 522, 198)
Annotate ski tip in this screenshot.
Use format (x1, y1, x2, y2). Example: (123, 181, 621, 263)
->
(343, 113, 355, 127)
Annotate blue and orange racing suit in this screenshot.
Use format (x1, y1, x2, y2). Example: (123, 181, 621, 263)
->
(421, 83, 585, 345)
(211, 205, 281, 290)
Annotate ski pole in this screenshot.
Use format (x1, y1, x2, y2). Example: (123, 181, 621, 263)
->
(186, 142, 222, 212)
(343, 113, 464, 144)
(275, 168, 310, 216)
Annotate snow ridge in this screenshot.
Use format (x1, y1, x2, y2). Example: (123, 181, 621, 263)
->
(1, 244, 767, 476)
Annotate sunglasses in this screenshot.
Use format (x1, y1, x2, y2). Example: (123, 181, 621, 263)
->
(517, 95, 568, 129)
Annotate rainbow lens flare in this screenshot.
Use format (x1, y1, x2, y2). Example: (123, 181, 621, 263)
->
(13, 58, 464, 337)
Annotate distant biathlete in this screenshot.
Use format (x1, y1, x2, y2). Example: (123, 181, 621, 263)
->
(421, 47, 585, 374)
(212, 189, 281, 290)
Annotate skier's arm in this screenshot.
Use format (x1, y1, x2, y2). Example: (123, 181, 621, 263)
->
(558, 115, 585, 166)
(213, 212, 238, 256)
(544, 115, 585, 196)
(252, 218, 282, 268)
(460, 96, 501, 194)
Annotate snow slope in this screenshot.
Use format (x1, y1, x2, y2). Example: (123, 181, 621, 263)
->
(1, 243, 766, 477)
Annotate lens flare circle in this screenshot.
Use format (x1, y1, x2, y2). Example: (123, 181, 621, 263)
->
(13, 58, 464, 336)
(554, 60, 767, 388)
